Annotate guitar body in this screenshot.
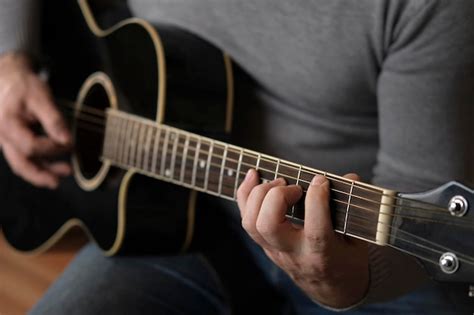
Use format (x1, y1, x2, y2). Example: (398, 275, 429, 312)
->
(0, 0, 233, 255)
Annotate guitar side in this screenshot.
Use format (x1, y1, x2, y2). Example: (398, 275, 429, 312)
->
(0, 0, 233, 256)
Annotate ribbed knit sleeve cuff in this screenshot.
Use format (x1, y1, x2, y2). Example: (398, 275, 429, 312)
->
(0, 0, 40, 56)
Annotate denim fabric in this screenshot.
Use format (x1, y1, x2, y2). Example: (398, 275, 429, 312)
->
(29, 199, 470, 315)
(30, 244, 231, 315)
(30, 236, 470, 315)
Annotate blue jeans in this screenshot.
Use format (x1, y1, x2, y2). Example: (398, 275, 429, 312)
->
(30, 200, 470, 314)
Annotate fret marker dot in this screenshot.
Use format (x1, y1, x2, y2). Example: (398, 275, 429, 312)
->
(262, 179, 270, 184)
(199, 160, 206, 168)
(165, 169, 171, 177)
(170, 133, 175, 140)
(227, 169, 234, 177)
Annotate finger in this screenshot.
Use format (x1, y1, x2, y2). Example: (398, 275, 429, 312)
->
(343, 173, 360, 181)
(241, 178, 285, 246)
(26, 76, 71, 145)
(236, 169, 259, 216)
(2, 143, 59, 189)
(42, 161, 72, 177)
(257, 185, 303, 251)
(341, 173, 366, 246)
(1, 117, 68, 158)
(303, 175, 334, 252)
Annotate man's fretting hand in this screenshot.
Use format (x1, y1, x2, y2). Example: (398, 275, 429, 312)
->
(237, 169, 370, 308)
(0, 52, 72, 189)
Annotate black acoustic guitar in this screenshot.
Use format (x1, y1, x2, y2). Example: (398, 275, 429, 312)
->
(0, 0, 473, 294)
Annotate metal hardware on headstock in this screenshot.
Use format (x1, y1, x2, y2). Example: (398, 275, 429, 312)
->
(439, 252, 459, 274)
(394, 181, 474, 284)
(448, 195, 469, 217)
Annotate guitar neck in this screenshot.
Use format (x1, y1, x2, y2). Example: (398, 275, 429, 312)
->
(101, 109, 397, 246)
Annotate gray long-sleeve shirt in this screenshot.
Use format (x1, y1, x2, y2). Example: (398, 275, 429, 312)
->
(1, 0, 473, 310)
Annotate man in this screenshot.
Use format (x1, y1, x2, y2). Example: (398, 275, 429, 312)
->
(0, 0, 473, 313)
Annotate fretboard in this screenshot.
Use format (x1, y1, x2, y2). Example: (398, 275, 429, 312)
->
(102, 109, 397, 245)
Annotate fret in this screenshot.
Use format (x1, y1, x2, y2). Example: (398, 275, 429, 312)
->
(110, 115, 121, 160)
(343, 181, 355, 235)
(344, 185, 382, 242)
(195, 139, 211, 189)
(218, 144, 228, 196)
(233, 148, 244, 199)
(274, 162, 300, 186)
(204, 140, 214, 191)
(216, 145, 238, 199)
(180, 134, 190, 183)
(117, 116, 127, 164)
(102, 115, 112, 158)
(191, 137, 202, 187)
(295, 165, 302, 185)
(102, 114, 112, 158)
(160, 128, 170, 176)
(122, 118, 134, 165)
(183, 137, 198, 185)
(289, 167, 325, 222)
(257, 155, 277, 183)
(274, 159, 281, 180)
(240, 151, 259, 183)
(136, 122, 147, 170)
(207, 143, 224, 194)
(256, 154, 261, 171)
(128, 120, 138, 166)
(271, 161, 300, 217)
(108, 112, 120, 160)
(291, 164, 303, 217)
(151, 126, 162, 174)
(143, 125, 154, 172)
(169, 130, 180, 179)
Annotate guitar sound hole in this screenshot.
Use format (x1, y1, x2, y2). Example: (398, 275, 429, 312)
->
(75, 83, 109, 180)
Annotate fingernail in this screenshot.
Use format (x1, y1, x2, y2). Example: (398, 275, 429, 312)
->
(311, 175, 326, 186)
(245, 169, 255, 181)
(273, 177, 286, 184)
(58, 130, 71, 145)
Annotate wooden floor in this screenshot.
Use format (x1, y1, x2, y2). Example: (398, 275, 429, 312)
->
(0, 230, 86, 315)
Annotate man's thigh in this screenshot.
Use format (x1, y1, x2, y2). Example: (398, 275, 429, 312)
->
(29, 243, 230, 315)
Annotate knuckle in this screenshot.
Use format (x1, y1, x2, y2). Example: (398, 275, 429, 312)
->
(267, 186, 286, 203)
(312, 258, 331, 277)
(241, 216, 253, 233)
(305, 232, 330, 251)
(236, 185, 245, 200)
(256, 219, 275, 237)
(253, 183, 269, 196)
(21, 138, 36, 156)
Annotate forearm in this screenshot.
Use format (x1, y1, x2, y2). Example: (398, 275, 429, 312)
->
(0, 0, 40, 56)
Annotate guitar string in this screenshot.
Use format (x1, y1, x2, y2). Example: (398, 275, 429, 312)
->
(59, 103, 464, 214)
(69, 112, 472, 227)
(65, 105, 451, 214)
(72, 111, 471, 229)
(64, 110, 474, 264)
(335, 211, 474, 264)
(109, 150, 474, 264)
(109, 155, 474, 264)
(63, 107, 466, 218)
(103, 131, 474, 231)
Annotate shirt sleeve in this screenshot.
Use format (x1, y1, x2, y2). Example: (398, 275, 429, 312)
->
(366, 0, 474, 304)
(0, 0, 41, 56)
